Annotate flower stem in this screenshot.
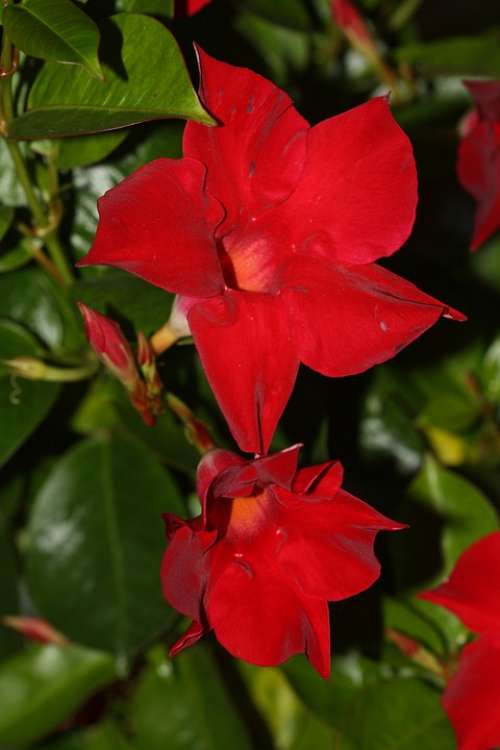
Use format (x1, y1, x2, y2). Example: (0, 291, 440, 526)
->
(150, 322, 181, 355)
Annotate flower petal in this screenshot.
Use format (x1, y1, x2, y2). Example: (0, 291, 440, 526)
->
(79, 157, 224, 297)
(293, 460, 344, 495)
(420, 531, 500, 634)
(206, 554, 331, 677)
(464, 80, 500, 122)
(281, 255, 464, 378)
(169, 620, 207, 658)
(197, 449, 248, 518)
(257, 97, 417, 265)
(183, 48, 308, 237)
(457, 122, 500, 251)
(188, 290, 299, 454)
(273, 487, 403, 601)
(443, 632, 500, 750)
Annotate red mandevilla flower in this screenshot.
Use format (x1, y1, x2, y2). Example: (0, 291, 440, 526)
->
(420, 532, 500, 750)
(80, 50, 464, 454)
(161, 445, 404, 677)
(458, 80, 500, 251)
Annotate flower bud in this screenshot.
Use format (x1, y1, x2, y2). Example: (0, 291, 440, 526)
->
(3, 616, 68, 646)
(331, 0, 378, 57)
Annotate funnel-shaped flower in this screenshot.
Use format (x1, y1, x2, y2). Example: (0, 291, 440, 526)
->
(458, 80, 500, 251)
(420, 531, 500, 750)
(161, 445, 404, 677)
(80, 50, 464, 454)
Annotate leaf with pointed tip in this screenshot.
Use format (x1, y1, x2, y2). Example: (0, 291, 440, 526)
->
(9, 14, 214, 139)
(4, 0, 102, 78)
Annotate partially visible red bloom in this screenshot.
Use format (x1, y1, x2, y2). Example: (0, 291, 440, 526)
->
(458, 80, 500, 251)
(331, 0, 376, 52)
(420, 532, 500, 750)
(77, 302, 157, 426)
(80, 50, 464, 454)
(161, 445, 404, 677)
(177, 0, 211, 16)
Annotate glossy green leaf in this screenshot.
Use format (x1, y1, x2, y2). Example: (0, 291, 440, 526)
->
(58, 131, 128, 169)
(26, 434, 184, 664)
(0, 643, 116, 746)
(116, 0, 174, 16)
(0, 318, 46, 372)
(0, 268, 84, 354)
(9, 14, 213, 139)
(131, 645, 252, 750)
(0, 206, 14, 241)
(383, 596, 447, 656)
(396, 29, 500, 76)
(4, 0, 102, 78)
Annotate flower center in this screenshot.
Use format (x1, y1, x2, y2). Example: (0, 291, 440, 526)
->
(218, 226, 280, 294)
(228, 491, 268, 535)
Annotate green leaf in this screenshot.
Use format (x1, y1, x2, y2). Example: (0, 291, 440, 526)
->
(58, 131, 128, 169)
(239, 0, 313, 30)
(0, 237, 34, 273)
(116, 0, 174, 16)
(0, 506, 21, 658)
(131, 645, 252, 750)
(0, 317, 60, 467)
(383, 596, 447, 656)
(39, 722, 133, 750)
(26, 434, 184, 665)
(0, 206, 14, 241)
(0, 643, 116, 746)
(396, 29, 500, 76)
(9, 14, 214, 139)
(4, 0, 102, 78)
(418, 393, 478, 433)
(0, 140, 29, 207)
(0, 268, 84, 354)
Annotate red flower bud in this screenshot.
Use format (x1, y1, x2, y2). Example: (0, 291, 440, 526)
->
(161, 445, 405, 677)
(3, 616, 68, 646)
(331, 0, 376, 51)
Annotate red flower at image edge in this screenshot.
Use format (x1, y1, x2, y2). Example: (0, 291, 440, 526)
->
(80, 50, 464, 454)
(178, 0, 212, 16)
(161, 445, 404, 677)
(420, 532, 500, 750)
(458, 80, 500, 251)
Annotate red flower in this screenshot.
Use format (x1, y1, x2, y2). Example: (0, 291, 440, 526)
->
(177, 0, 212, 15)
(79, 50, 464, 454)
(458, 80, 500, 251)
(161, 445, 404, 677)
(420, 532, 500, 750)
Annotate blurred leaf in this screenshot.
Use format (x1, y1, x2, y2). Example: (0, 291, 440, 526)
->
(0, 206, 14, 241)
(383, 596, 447, 656)
(58, 131, 128, 170)
(0, 643, 116, 747)
(0, 237, 35, 273)
(0, 317, 60, 467)
(116, 0, 174, 15)
(239, 0, 312, 30)
(131, 645, 252, 750)
(0, 516, 21, 659)
(235, 11, 310, 84)
(9, 14, 213, 139)
(482, 334, 500, 405)
(4, 0, 102, 78)
(418, 393, 478, 433)
(469, 234, 500, 293)
(241, 663, 336, 749)
(0, 140, 29, 207)
(0, 268, 84, 354)
(26, 434, 184, 665)
(39, 722, 133, 750)
(396, 29, 500, 76)
(72, 270, 172, 335)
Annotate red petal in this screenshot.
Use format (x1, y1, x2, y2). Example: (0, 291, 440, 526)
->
(177, 0, 212, 16)
(443, 633, 500, 750)
(253, 444, 301, 488)
(273, 487, 403, 601)
(206, 554, 330, 677)
(420, 531, 500, 634)
(197, 449, 247, 518)
(183, 48, 308, 238)
(188, 290, 299, 454)
(79, 158, 224, 297)
(457, 122, 500, 251)
(161, 525, 214, 621)
(257, 97, 417, 265)
(464, 80, 500, 122)
(169, 620, 207, 658)
(281, 255, 464, 378)
(293, 460, 344, 495)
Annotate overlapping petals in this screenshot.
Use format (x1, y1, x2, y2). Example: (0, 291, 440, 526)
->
(458, 80, 500, 251)
(161, 446, 404, 677)
(80, 50, 464, 454)
(420, 531, 500, 750)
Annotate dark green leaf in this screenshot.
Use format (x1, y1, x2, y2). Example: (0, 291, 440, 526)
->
(0, 490, 21, 658)
(418, 393, 478, 433)
(26, 434, 184, 664)
(0, 140, 29, 206)
(0, 643, 116, 746)
(39, 722, 133, 750)
(396, 29, 500, 76)
(0, 206, 14, 241)
(9, 14, 214, 139)
(0, 237, 34, 273)
(239, 0, 312, 30)
(131, 645, 252, 750)
(4, 0, 102, 78)
(58, 130, 128, 169)
(0, 318, 46, 374)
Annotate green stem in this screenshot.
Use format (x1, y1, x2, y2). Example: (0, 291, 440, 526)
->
(4, 356, 99, 382)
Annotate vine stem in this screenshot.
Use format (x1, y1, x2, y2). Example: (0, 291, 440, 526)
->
(0, 19, 74, 286)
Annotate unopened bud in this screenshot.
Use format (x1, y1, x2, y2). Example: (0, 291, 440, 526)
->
(331, 0, 377, 55)
(167, 393, 215, 454)
(3, 616, 68, 646)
